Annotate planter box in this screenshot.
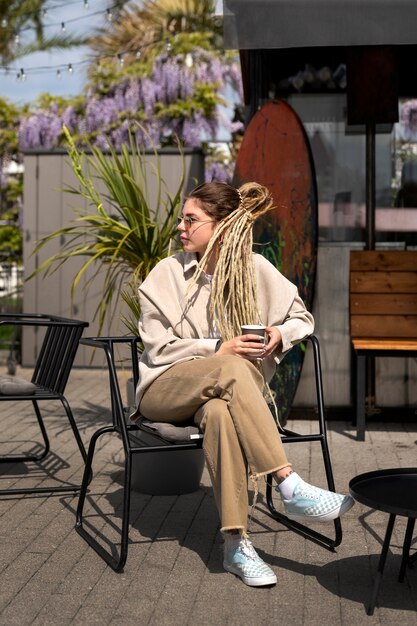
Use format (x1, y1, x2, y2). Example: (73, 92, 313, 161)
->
(126, 377, 205, 495)
(131, 431, 205, 495)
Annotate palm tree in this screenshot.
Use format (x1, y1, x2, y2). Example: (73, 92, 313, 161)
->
(0, 0, 87, 64)
(88, 0, 222, 66)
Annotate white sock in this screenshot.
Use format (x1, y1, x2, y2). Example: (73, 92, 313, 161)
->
(277, 471, 301, 500)
(223, 531, 242, 551)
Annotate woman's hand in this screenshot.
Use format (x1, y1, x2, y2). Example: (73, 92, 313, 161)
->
(262, 326, 282, 357)
(216, 326, 282, 360)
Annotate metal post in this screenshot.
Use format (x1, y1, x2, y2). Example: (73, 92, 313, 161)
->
(365, 122, 376, 407)
(365, 122, 376, 251)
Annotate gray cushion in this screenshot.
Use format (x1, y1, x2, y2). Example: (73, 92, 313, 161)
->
(0, 375, 37, 396)
(136, 416, 203, 444)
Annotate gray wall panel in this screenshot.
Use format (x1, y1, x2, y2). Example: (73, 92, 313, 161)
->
(23, 150, 205, 366)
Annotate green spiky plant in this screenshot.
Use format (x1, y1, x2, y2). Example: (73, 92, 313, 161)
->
(30, 125, 185, 336)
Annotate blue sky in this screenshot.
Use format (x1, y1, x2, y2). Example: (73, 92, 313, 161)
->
(0, 2, 96, 105)
(0, 1, 224, 106)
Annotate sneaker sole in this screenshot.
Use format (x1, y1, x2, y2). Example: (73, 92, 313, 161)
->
(285, 494, 355, 523)
(223, 562, 277, 587)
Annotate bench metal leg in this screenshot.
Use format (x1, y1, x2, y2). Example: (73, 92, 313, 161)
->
(356, 354, 366, 441)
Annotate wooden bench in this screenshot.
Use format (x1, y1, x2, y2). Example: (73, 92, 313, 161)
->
(350, 250, 417, 440)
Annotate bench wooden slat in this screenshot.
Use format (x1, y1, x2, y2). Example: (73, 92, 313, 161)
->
(352, 338, 417, 351)
(350, 271, 417, 293)
(351, 294, 417, 315)
(350, 250, 417, 271)
(350, 250, 417, 440)
(351, 315, 417, 338)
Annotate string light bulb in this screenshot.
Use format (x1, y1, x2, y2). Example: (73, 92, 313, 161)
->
(56, 69, 62, 79)
(61, 22, 66, 32)
(185, 53, 193, 68)
(106, 9, 113, 22)
(118, 53, 124, 67)
(42, 9, 48, 19)
(19, 68, 26, 81)
(68, 63, 73, 74)
(84, 0, 89, 7)
(1, 18, 7, 28)
(14, 33, 20, 45)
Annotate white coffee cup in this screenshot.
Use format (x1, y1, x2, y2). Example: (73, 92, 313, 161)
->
(241, 324, 267, 345)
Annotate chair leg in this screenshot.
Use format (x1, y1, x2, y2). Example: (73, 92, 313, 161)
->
(75, 425, 132, 572)
(60, 396, 88, 464)
(0, 399, 87, 497)
(264, 336, 343, 551)
(0, 399, 50, 464)
(265, 441, 343, 552)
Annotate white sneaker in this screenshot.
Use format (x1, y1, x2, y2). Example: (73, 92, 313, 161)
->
(277, 476, 354, 523)
(223, 535, 277, 587)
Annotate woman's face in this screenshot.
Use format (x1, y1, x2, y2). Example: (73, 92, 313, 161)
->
(177, 198, 218, 259)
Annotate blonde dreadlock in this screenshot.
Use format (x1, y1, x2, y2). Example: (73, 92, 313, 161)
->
(188, 181, 275, 340)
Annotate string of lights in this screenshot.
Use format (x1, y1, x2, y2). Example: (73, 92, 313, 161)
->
(0, 0, 120, 33)
(0, 1, 132, 81)
(0, 34, 173, 82)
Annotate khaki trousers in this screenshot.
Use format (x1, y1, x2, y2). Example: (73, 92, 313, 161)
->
(139, 355, 289, 533)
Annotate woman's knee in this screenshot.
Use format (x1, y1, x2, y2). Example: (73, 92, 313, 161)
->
(214, 354, 264, 391)
(195, 398, 231, 433)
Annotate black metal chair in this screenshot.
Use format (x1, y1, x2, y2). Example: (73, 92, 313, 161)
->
(0, 313, 89, 496)
(76, 334, 342, 572)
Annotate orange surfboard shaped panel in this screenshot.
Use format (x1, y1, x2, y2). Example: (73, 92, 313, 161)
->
(233, 100, 318, 422)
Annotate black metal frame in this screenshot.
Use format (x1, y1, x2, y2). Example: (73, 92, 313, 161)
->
(0, 313, 89, 496)
(265, 335, 342, 552)
(76, 334, 342, 572)
(353, 347, 417, 441)
(75, 336, 204, 571)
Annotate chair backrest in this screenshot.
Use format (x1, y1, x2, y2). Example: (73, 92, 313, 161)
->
(32, 318, 88, 393)
(350, 250, 417, 341)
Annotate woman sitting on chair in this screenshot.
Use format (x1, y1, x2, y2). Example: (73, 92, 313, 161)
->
(132, 181, 354, 587)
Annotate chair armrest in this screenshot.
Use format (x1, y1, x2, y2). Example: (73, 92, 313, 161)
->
(80, 336, 141, 393)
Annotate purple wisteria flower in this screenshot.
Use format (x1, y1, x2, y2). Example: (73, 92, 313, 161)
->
(19, 110, 62, 149)
(205, 159, 234, 183)
(18, 46, 243, 152)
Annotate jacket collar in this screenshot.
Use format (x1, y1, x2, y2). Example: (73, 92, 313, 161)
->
(183, 252, 199, 275)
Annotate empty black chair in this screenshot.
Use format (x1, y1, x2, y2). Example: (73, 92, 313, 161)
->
(75, 334, 342, 572)
(0, 313, 89, 496)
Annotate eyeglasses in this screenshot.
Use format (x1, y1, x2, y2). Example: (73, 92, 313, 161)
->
(177, 215, 216, 228)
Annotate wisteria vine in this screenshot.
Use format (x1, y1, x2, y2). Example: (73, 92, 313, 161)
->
(18, 48, 243, 158)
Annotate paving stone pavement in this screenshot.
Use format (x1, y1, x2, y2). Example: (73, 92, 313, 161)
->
(0, 365, 416, 625)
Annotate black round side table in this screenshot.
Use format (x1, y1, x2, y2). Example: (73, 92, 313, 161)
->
(349, 468, 417, 615)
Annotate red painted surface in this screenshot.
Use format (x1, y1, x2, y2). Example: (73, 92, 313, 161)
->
(233, 99, 318, 311)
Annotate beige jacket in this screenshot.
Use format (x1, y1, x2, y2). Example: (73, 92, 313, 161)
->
(134, 251, 314, 411)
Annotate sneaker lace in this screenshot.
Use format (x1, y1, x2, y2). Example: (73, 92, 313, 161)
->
(295, 481, 321, 501)
(238, 537, 258, 560)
